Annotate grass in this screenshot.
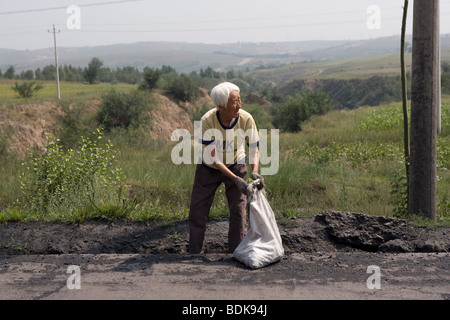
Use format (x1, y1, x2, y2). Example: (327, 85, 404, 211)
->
(0, 80, 449, 226)
(283, 102, 450, 223)
(0, 80, 135, 104)
(247, 53, 409, 85)
(269, 109, 396, 217)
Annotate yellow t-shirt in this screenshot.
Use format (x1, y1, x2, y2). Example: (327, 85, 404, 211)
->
(200, 108, 259, 170)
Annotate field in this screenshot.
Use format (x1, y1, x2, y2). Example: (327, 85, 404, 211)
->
(247, 48, 450, 85)
(0, 80, 449, 226)
(0, 80, 133, 104)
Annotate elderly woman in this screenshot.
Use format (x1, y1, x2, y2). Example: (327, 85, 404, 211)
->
(188, 82, 265, 254)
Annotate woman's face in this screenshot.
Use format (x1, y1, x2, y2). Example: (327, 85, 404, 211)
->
(223, 90, 241, 119)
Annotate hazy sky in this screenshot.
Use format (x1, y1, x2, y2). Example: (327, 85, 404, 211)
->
(1, 0, 449, 50)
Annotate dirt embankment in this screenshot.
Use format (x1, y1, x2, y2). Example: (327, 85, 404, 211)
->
(0, 102, 63, 157)
(150, 88, 215, 141)
(0, 211, 448, 255)
(0, 89, 217, 157)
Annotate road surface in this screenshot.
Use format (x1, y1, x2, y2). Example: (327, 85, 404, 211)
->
(1, 252, 449, 300)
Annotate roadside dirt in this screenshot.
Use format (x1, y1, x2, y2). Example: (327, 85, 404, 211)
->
(0, 102, 62, 157)
(0, 211, 448, 256)
(0, 90, 212, 157)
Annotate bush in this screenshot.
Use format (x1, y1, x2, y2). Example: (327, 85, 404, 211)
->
(56, 100, 97, 149)
(390, 171, 408, 219)
(273, 91, 335, 132)
(18, 129, 127, 219)
(168, 74, 200, 102)
(244, 104, 273, 129)
(97, 89, 152, 131)
(11, 81, 43, 98)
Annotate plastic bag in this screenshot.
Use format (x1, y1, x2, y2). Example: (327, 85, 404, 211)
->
(233, 180, 284, 269)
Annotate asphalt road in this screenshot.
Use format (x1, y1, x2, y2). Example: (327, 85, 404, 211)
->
(1, 252, 449, 301)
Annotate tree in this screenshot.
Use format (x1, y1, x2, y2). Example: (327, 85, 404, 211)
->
(226, 70, 236, 80)
(42, 65, 56, 80)
(4, 66, 15, 79)
(161, 65, 176, 74)
(63, 65, 83, 82)
(115, 66, 141, 84)
(34, 68, 42, 80)
(21, 70, 35, 80)
(98, 67, 114, 83)
(84, 57, 103, 84)
(200, 66, 220, 78)
(139, 67, 162, 91)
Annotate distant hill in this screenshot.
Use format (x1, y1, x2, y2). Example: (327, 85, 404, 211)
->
(2, 35, 450, 75)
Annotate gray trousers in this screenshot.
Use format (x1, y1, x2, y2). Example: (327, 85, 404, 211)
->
(188, 164, 247, 254)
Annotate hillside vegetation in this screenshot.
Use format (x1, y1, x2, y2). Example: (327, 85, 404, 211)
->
(249, 49, 450, 109)
(0, 76, 449, 225)
(1, 44, 450, 226)
(4, 47, 450, 111)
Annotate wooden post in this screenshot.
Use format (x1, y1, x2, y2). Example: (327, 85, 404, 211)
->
(409, 0, 439, 220)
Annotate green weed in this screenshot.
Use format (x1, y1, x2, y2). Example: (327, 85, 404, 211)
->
(17, 129, 127, 221)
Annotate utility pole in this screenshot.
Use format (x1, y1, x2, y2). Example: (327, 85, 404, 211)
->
(48, 25, 60, 99)
(409, 0, 439, 220)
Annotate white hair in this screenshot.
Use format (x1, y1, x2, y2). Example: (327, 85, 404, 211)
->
(210, 82, 240, 109)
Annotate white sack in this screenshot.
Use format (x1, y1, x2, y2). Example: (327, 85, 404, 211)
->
(233, 180, 284, 269)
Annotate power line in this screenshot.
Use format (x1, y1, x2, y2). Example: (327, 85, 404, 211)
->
(0, 0, 144, 15)
(2, 4, 450, 34)
(4, 12, 450, 38)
